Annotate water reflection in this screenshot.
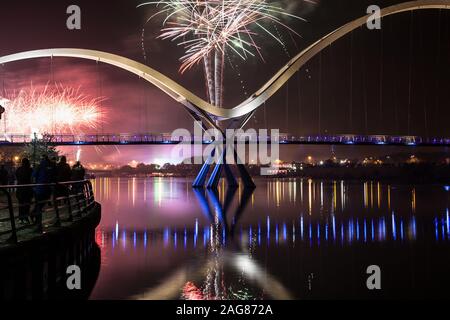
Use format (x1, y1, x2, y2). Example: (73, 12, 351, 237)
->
(90, 178, 450, 300)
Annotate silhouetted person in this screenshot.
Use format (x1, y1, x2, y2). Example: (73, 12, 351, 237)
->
(50, 157, 58, 182)
(71, 161, 86, 208)
(0, 104, 5, 120)
(56, 156, 72, 200)
(71, 161, 86, 181)
(31, 156, 54, 233)
(15, 158, 33, 224)
(0, 165, 8, 185)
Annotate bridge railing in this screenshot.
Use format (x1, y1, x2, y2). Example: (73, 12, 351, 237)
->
(0, 133, 449, 146)
(0, 180, 95, 244)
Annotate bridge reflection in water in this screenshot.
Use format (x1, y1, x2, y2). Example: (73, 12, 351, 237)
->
(90, 177, 450, 300)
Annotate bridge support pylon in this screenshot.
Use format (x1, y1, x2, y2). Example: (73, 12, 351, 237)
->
(194, 148, 254, 190)
(187, 106, 256, 190)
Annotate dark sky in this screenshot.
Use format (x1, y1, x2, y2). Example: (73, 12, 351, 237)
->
(0, 0, 449, 164)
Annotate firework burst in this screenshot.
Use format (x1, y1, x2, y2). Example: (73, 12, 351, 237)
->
(139, 0, 304, 107)
(0, 84, 104, 137)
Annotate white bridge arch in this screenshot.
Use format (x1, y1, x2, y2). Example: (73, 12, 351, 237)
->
(0, 0, 449, 121)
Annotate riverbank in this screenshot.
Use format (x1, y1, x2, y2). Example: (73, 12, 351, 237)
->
(0, 202, 101, 299)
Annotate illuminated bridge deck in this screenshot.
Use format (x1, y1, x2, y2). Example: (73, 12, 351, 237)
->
(0, 134, 449, 147)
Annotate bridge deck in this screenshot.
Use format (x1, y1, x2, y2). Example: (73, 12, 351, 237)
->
(0, 134, 448, 147)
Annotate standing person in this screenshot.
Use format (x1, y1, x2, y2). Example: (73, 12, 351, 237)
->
(32, 156, 54, 233)
(71, 161, 86, 207)
(15, 158, 33, 224)
(56, 156, 72, 200)
(0, 165, 8, 185)
(71, 161, 86, 181)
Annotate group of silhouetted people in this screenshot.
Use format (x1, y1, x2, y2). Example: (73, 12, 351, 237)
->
(1, 156, 86, 232)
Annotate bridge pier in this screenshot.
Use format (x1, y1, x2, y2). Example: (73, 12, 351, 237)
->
(194, 148, 254, 190)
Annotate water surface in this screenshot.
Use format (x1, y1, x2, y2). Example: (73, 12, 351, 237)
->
(89, 177, 450, 299)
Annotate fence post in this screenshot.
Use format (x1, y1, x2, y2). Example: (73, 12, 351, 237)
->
(3, 190, 17, 244)
(52, 185, 61, 227)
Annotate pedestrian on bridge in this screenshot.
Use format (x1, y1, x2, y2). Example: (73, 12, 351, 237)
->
(56, 156, 72, 201)
(71, 161, 86, 207)
(0, 165, 8, 186)
(15, 158, 33, 224)
(31, 156, 55, 233)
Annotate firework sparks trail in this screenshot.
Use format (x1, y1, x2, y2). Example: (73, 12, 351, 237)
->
(140, 0, 304, 72)
(0, 84, 104, 138)
(139, 0, 305, 108)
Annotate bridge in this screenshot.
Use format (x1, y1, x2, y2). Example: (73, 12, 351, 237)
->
(0, 133, 449, 147)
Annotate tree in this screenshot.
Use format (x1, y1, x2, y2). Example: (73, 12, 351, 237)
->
(23, 134, 60, 167)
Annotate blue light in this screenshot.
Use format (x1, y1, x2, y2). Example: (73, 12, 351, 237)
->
(275, 224, 279, 245)
(348, 220, 353, 242)
(435, 218, 439, 241)
(371, 219, 375, 241)
(300, 216, 304, 240)
(392, 213, 397, 241)
(400, 220, 404, 241)
(317, 223, 320, 239)
(144, 231, 148, 248)
(356, 219, 360, 241)
(444, 186, 450, 192)
(332, 215, 336, 241)
(267, 216, 270, 242)
(446, 209, 449, 237)
(363, 219, 367, 243)
(164, 228, 170, 247)
(283, 223, 287, 241)
(133, 231, 137, 248)
(258, 223, 261, 246)
(184, 227, 187, 249)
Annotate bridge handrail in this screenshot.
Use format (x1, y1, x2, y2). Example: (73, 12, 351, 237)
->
(0, 180, 95, 244)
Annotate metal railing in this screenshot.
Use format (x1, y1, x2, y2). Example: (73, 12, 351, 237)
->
(0, 133, 449, 146)
(0, 180, 95, 244)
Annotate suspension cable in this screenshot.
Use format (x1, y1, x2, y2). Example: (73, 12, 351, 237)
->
(379, 20, 384, 130)
(349, 31, 354, 133)
(361, 26, 369, 135)
(419, 12, 428, 137)
(297, 71, 301, 135)
(318, 52, 322, 135)
(1, 64, 6, 136)
(285, 80, 289, 133)
(407, 11, 414, 135)
(435, 9, 442, 137)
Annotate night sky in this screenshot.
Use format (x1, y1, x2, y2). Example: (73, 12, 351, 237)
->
(0, 0, 449, 165)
